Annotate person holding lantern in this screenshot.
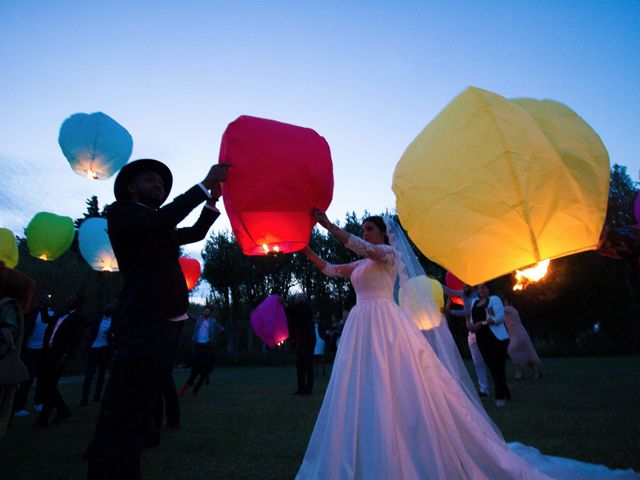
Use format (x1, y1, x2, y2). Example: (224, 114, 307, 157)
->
(87, 159, 229, 480)
(295, 210, 639, 480)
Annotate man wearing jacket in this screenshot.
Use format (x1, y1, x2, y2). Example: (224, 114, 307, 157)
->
(87, 159, 228, 480)
(33, 293, 86, 428)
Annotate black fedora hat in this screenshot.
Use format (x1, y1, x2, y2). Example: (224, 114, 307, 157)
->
(114, 159, 173, 202)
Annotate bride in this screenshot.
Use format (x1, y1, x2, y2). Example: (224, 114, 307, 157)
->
(295, 210, 638, 480)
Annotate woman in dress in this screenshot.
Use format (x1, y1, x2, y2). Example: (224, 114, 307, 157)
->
(468, 283, 511, 406)
(296, 210, 638, 480)
(312, 312, 326, 377)
(503, 301, 543, 380)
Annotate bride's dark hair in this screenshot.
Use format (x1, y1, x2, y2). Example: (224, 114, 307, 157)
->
(363, 215, 390, 244)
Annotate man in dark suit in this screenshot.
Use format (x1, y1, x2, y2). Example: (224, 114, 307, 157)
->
(286, 293, 316, 395)
(33, 293, 86, 428)
(87, 159, 228, 480)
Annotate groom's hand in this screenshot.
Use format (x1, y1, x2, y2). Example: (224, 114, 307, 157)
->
(202, 164, 230, 189)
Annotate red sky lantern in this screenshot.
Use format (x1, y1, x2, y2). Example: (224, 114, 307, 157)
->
(445, 271, 464, 306)
(179, 257, 201, 291)
(219, 115, 333, 255)
(250, 294, 289, 348)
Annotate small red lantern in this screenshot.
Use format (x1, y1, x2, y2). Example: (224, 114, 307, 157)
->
(179, 257, 201, 291)
(219, 115, 333, 255)
(445, 271, 465, 306)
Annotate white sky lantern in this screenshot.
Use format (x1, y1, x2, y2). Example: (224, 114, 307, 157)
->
(58, 112, 133, 180)
(78, 217, 119, 272)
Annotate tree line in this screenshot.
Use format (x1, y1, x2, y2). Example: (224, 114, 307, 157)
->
(11, 165, 640, 362)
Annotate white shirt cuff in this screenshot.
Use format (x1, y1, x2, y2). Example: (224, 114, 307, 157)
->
(197, 183, 212, 198)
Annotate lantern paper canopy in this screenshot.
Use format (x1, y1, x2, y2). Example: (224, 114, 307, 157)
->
(399, 275, 444, 329)
(250, 294, 289, 348)
(0, 228, 19, 269)
(445, 272, 464, 306)
(78, 218, 119, 272)
(58, 112, 133, 180)
(25, 212, 75, 261)
(219, 115, 333, 255)
(393, 86, 610, 285)
(178, 257, 201, 291)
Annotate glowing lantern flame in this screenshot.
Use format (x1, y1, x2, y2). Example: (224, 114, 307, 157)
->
(87, 169, 98, 180)
(513, 259, 550, 291)
(39, 254, 48, 261)
(262, 243, 269, 253)
(273, 245, 280, 253)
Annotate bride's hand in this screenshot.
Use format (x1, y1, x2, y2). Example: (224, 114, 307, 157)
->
(310, 209, 333, 230)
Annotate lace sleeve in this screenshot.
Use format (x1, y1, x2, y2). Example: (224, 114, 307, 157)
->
(345, 234, 395, 263)
(320, 261, 361, 278)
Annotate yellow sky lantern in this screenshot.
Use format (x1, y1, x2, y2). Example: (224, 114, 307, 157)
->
(0, 228, 19, 268)
(399, 275, 444, 330)
(393, 86, 610, 286)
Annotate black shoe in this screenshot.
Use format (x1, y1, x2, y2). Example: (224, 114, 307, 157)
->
(52, 410, 71, 424)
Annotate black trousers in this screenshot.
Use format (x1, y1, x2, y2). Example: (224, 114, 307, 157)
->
(36, 353, 69, 425)
(81, 347, 111, 403)
(186, 344, 215, 394)
(153, 321, 183, 429)
(87, 321, 173, 480)
(13, 347, 44, 411)
(296, 345, 315, 394)
(475, 326, 511, 400)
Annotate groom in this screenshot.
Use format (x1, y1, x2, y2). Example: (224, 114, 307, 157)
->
(87, 159, 229, 480)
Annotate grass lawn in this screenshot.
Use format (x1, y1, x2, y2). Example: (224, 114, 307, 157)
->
(2, 356, 639, 479)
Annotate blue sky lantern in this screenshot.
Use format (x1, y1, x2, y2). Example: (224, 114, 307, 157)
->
(78, 217, 119, 272)
(58, 112, 133, 180)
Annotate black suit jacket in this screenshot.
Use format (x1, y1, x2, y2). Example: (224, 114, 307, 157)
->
(42, 310, 86, 359)
(22, 306, 56, 348)
(108, 185, 219, 344)
(286, 302, 316, 352)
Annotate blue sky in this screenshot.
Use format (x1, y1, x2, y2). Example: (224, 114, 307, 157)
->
(2, 0, 639, 266)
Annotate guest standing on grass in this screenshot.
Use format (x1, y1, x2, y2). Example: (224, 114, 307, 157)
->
(80, 304, 114, 406)
(87, 159, 229, 480)
(34, 293, 86, 428)
(179, 306, 224, 398)
(287, 294, 316, 395)
(503, 301, 543, 380)
(468, 283, 510, 407)
(443, 284, 490, 397)
(12, 293, 56, 417)
(312, 312, 326, 377)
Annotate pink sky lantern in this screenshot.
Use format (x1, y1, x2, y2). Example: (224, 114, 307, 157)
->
(445, 271, 464, 306)
(179, 257, 201, 291)
(219, 115, 333, 255)
(250, 294, 289, 348)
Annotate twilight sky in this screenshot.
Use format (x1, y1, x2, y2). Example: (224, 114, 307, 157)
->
(2, 0, 639, 265)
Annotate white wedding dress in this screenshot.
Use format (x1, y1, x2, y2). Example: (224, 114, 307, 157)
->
(296, 234, 638, 480)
